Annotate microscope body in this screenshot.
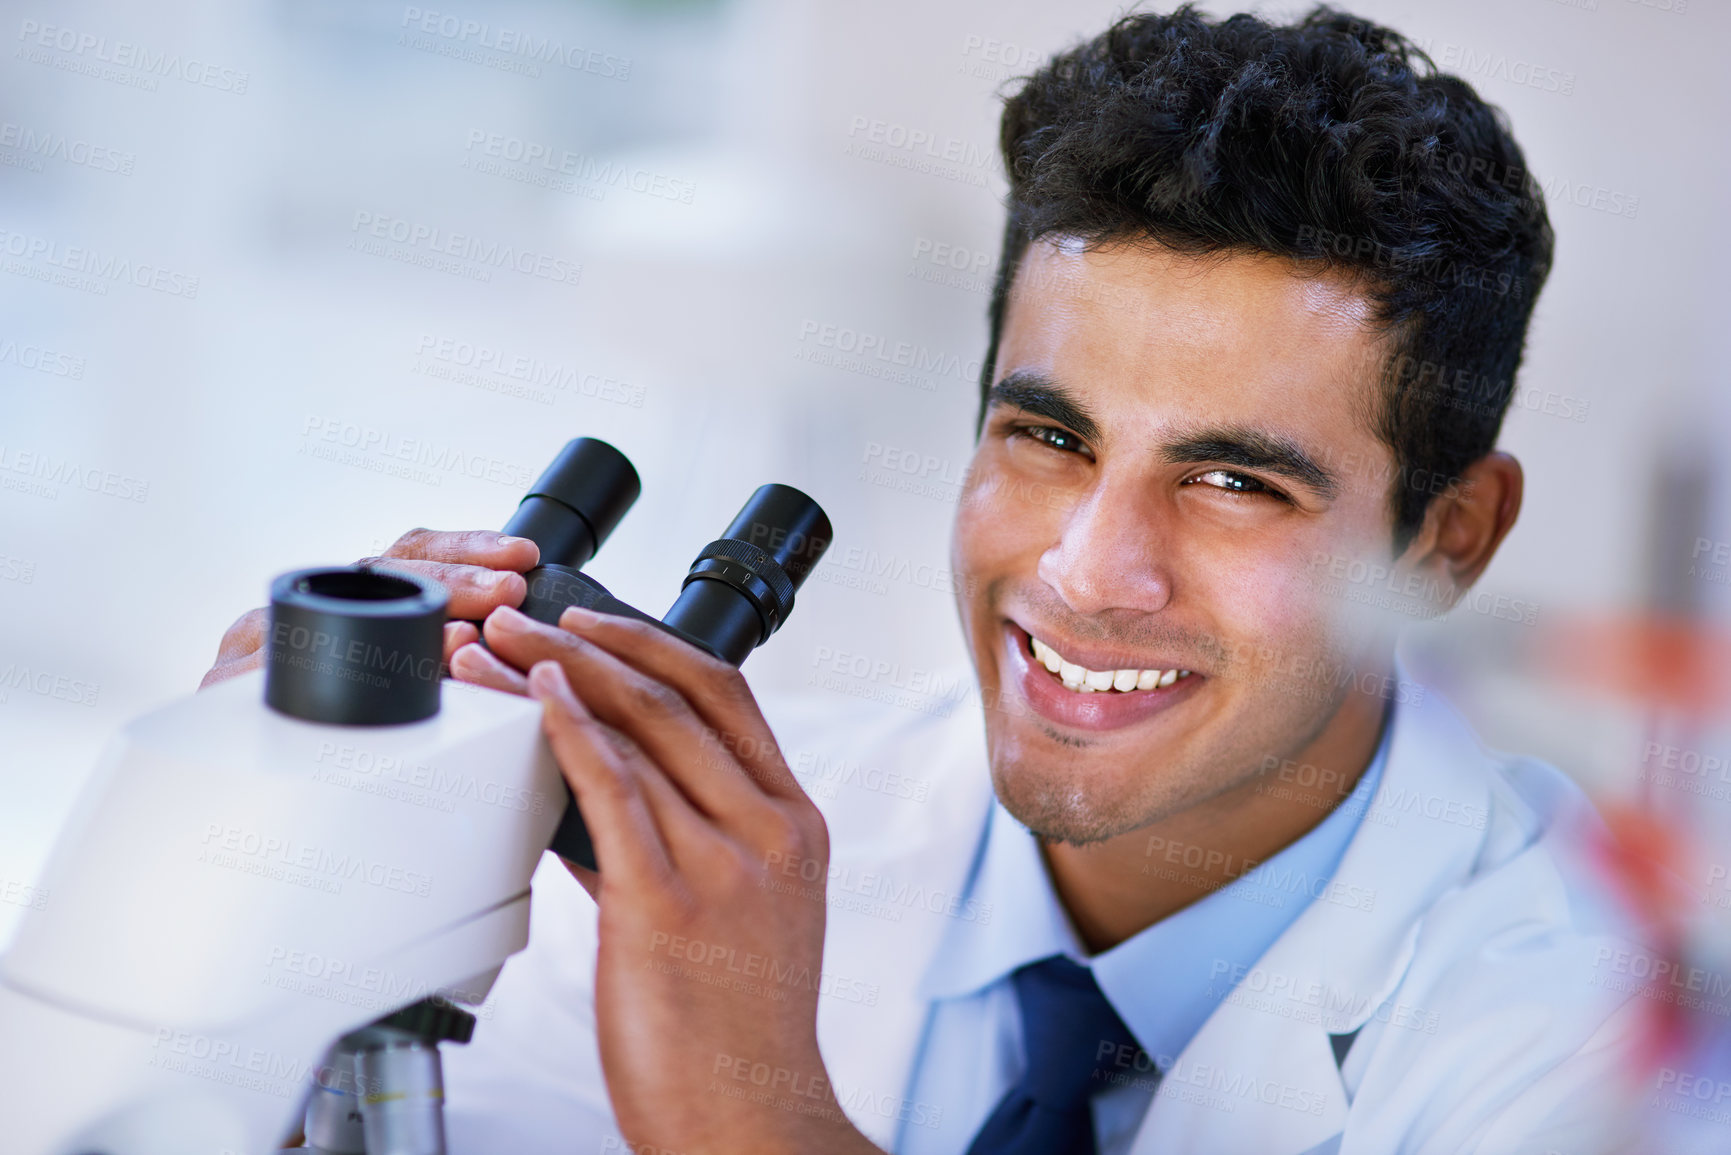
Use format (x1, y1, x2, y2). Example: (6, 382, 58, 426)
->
(0, 438, 830, 1154)
(0, 668, 560, 1155)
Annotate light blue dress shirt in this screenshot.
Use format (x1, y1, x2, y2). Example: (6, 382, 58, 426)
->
(894, 720, 1393, 1155)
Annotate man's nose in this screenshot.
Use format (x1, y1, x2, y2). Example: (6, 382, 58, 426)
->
(1035, 478, 1172, 616)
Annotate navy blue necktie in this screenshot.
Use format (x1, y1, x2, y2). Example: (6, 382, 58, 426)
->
(965, 955, 1143, 1155)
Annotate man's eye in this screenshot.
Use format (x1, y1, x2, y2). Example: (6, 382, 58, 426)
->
(1019, 425, 1091, 457)
(1185, 469, 1286, 499)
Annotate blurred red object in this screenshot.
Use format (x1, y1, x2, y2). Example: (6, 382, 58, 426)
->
(1585, 800, 1699, 1070)
(1538, 613, 1731, 720)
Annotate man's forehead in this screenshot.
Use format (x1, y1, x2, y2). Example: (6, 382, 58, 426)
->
(1002, 236, 1388, 427)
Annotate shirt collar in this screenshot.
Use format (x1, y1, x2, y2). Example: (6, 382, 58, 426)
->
(917, 712, 1395, 1066)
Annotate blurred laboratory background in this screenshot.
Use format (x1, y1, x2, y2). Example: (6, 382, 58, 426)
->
(2, 0, 1729, 1142)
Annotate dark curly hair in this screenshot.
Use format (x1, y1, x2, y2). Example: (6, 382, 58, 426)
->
(984, 4, 1554, 548)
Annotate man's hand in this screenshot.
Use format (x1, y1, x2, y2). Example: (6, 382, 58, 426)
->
(198, 529, 540, 689)
(468, 604, 882, 1155)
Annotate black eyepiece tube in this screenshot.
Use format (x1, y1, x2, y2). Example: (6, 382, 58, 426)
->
(503, 438, 640, 570)
(264, 567, 448, 726)
(662, 484, 832, 666)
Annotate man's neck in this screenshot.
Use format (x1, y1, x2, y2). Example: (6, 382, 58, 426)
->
(1040, 688, 1393, 954)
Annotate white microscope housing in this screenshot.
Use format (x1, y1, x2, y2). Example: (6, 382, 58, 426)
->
(0, 567, 561, 1155)
(0, 437, 833, 1154)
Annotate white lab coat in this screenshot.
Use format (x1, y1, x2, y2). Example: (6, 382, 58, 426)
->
(442, 682, 1651, 1155)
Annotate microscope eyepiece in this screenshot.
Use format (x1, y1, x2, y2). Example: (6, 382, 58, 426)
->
(503, 437, 641, 571)
(263, 566, 448, 726)
(662, 484, 832, 666)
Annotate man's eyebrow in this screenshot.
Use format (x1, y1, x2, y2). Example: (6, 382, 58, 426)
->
(985, 370, 1101, 444)
(1160, 427, 1340, 500)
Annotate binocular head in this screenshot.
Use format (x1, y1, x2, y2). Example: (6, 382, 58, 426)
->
(260, 437, 832, 870)
(503, 438, 833, 667)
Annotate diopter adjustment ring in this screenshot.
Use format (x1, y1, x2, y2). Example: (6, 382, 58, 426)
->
(683, 538, 797, 642)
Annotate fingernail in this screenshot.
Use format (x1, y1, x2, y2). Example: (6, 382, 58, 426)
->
(527, 660, 565, 698)
(498, 535, 531, 549)
(561, 605, 602, 629)
(450, 644, 491, 675)
(489, 604, 528, 629)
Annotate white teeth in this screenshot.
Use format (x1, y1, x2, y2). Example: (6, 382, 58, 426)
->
(1026, 633, 1193, 695)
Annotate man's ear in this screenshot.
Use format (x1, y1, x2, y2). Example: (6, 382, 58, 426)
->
(1397, 452, 1524, 603)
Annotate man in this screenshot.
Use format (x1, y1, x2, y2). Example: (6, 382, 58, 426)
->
(210, 7, 1649, 1153)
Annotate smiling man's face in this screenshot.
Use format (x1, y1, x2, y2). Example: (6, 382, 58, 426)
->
(953, 237, 1407, 845)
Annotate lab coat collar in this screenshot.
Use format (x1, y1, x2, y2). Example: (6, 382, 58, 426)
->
(913, 799, 1082, 1002)
(1126, 686, 1495, 1155)
(806, 694, 995, 1151)
(916, 724, 1394, 1068)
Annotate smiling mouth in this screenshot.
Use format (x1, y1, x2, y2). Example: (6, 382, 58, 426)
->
(1024, 630, 1193, 694)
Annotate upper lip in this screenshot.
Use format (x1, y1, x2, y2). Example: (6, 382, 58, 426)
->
(1008, 619, 1198, 675)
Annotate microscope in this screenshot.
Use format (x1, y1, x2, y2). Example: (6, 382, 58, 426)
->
(0, 439, 831, 1155)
